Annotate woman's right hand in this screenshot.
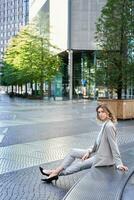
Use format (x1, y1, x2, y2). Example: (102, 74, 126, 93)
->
(117, 164, 128, 171)
(81, 151, 90, 161)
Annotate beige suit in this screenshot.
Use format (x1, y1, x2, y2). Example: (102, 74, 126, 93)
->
(60, 120, 123, 175)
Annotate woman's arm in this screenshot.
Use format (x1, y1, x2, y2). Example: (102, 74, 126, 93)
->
(106, 124, 128, 171)
(88, 141, 97, 154)
(82, 142, 97, 160)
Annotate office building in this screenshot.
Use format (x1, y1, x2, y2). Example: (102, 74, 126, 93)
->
(30, 0, 107, 99)
(0, 0, 29, 67)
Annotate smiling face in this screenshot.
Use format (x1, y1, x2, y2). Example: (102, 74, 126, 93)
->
(97, 107, 109, 121)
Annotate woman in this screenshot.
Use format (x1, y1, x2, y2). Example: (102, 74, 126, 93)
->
(39, 104, 128, 183)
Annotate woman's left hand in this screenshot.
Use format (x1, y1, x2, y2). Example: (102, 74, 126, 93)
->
(117, 165, 128, 171)
(81, 151, 90, 161)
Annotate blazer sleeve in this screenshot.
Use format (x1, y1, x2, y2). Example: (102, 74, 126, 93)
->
(106, 124, 123, 167)
(88, 141, 97, 154)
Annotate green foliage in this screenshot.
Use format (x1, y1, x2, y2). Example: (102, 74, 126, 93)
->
(2, 17, 62, 96)
(2, 63, 17, 86)
(95, 0, 134, 99)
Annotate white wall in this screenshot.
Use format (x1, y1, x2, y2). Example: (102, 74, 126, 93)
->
(50, 0, 68, 52)
(71, 0, 106, 50)
(29, 0, 48, 21)
(29, 0, 107, 51)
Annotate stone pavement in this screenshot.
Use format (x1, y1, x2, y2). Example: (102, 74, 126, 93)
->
(0, 93, 134, 199)
(0, 132, 134, 200)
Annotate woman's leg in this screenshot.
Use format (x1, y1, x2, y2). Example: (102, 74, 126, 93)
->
(60, 148, 88, 169)
(47, 148, 89, 177)
(60, 155, 95, 175)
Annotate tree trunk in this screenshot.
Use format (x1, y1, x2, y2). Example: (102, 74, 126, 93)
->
(25, 83, 28, 95)
(15, 85, 17, 94)
(35, 81, 37, 96)
(11, 85, 13, 93)
(40, 78, 44, 100)
(118, 0, 128, 100)
(30, 81, 34, 95)
(117, 88, 122, 100)
(48, 81, 51, 99)
(21, 85, 23, 94)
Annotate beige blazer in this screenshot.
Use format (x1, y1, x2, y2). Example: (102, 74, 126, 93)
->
(89, 120, 123, 167)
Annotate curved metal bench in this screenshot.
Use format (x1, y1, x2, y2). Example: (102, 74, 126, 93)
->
(63, 145, 134, 200)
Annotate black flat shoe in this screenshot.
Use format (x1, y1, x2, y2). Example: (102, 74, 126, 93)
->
(41, 175, 59, 183)
(39, 167, 49, 176)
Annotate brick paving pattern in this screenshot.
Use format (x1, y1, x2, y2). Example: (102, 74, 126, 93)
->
(0, 94, 133, 199)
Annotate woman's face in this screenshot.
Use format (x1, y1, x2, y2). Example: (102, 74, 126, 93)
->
(97, 107, 109, 121)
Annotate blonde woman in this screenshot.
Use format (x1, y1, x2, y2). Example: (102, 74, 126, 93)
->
(39, 104, 128, 183)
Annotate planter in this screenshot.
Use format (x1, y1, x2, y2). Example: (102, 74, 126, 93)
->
(98, 99, 134, 119)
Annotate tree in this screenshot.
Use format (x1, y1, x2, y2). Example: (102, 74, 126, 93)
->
(3, 15, 62, 99)
(95, 0, 134, 99)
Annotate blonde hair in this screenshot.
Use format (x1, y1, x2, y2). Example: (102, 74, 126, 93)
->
(96, 104, 117, 123)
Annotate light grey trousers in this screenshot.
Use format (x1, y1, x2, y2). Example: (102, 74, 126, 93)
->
(60, 148, 95, 175)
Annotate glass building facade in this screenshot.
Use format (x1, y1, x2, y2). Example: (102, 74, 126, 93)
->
(0, 0, 29, 67)
(29, 0, 107, 100)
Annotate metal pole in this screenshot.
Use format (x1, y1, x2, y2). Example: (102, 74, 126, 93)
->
(68, 50, 73, 100)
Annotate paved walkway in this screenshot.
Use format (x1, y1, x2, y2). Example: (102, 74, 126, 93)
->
(0, 93, 134, 199)
(0, 132, 134, 200)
